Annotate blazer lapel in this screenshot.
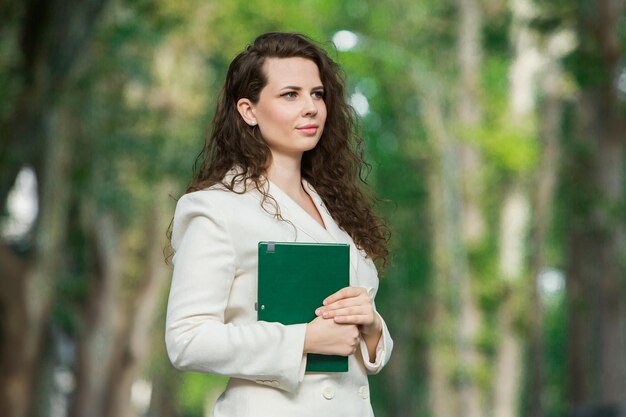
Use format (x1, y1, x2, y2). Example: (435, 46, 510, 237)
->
(263, 179, 333, 244)
(247, 177, 360, 275)
(302, 181, 360, 275)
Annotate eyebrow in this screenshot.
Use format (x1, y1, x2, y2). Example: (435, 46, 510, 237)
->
(279, 85, 325, 91)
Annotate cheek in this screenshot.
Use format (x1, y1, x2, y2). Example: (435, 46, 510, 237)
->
(320, 104, 328, 125)
(265, 106, 293, 129)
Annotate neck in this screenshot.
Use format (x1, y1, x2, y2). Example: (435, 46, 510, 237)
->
(265, 153, 305, 197)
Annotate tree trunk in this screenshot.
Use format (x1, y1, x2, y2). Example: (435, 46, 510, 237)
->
(527, 32, 569, 417)
(70, 185, 175, 417)
(492, 0, 542, 415)
(104, 193, 173, 417)
(0, 0, 108, 208)
(458, 0, 485, 244)
(147, 363, 181, 417)
(0, 1, 108, 415)
(0, 107, 73, 417)
(566, 1, 625, 411)
(494, 185, 528, 417)
(69, 212, 124, 417)
(423, 91, 470, 417)
(456, 0, 485, 415)
(427, 126, 456, 417)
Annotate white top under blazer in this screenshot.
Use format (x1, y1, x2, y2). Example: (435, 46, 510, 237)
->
(165, 171, 393, 417)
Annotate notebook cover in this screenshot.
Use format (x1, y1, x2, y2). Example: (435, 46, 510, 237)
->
(257, 241, 350, 372)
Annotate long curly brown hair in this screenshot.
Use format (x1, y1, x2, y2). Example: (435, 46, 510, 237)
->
(187, 32, 389, 265)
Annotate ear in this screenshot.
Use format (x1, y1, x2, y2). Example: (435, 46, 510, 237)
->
(237, 98, 258, 126)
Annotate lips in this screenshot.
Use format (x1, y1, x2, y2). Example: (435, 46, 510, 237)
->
(296, 124, 319, 135)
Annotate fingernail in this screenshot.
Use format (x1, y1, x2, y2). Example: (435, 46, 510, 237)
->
(315, 308, 320, 315)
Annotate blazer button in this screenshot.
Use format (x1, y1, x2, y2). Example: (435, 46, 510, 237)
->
(358, 386, 369, 399)
(322, 386, 335, 400)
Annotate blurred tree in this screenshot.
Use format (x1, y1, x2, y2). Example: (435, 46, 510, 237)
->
(493, 0, 536, 415)
(0, 0, 109, 416)
(422, 4, 486, 412)
(62, 1, 213, 416)
(455, 0, 485, 415)
(564, 0, 626, 414)
(525, 10, 574, 417)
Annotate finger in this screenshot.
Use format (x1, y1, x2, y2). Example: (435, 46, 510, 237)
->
(333, 314, 373, 325)
(323, 286, 367, 306)
(322, 306, 367, 318)
(316, 296, 371, 315)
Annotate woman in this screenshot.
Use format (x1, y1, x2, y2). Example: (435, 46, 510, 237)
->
(165, 32, 393, 417)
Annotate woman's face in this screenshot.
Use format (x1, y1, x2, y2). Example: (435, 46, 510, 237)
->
(240, 57, 327, 160)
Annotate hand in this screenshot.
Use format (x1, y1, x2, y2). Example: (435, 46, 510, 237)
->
(304, 316, 360, 356)
(315, 286, 381, 336)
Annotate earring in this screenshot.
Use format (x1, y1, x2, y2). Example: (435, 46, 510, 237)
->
(250, 120, 257, 126)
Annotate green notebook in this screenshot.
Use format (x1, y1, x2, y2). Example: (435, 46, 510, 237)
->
(257, 241, 350, 372)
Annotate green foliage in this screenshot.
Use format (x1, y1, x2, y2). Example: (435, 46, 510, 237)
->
(563, 47, 610, 89)
(475, 320, 499, 359)
(179, 372, 228, 417)
(0, 2, 24, 128)
(471, 57, 540, 176)
(542, 295, 567, 417)
(471, 120, 539, 175)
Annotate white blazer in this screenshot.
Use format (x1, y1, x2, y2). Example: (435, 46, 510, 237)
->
(165, 174, 393, 417)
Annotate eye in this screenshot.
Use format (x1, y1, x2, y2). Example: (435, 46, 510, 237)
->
(281, 91, 297, 99)
(312, 90, 325, 99)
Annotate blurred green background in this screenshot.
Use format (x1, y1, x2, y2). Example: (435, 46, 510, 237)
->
(1, 0, 625, 417)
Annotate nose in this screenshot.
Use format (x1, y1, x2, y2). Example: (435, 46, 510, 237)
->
(302, 95, 319, 117)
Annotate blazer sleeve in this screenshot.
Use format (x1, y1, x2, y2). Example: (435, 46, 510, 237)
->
(358, 274, 393, 374)
(359, 310, 393, 374)
(165, 193, 307, 393)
